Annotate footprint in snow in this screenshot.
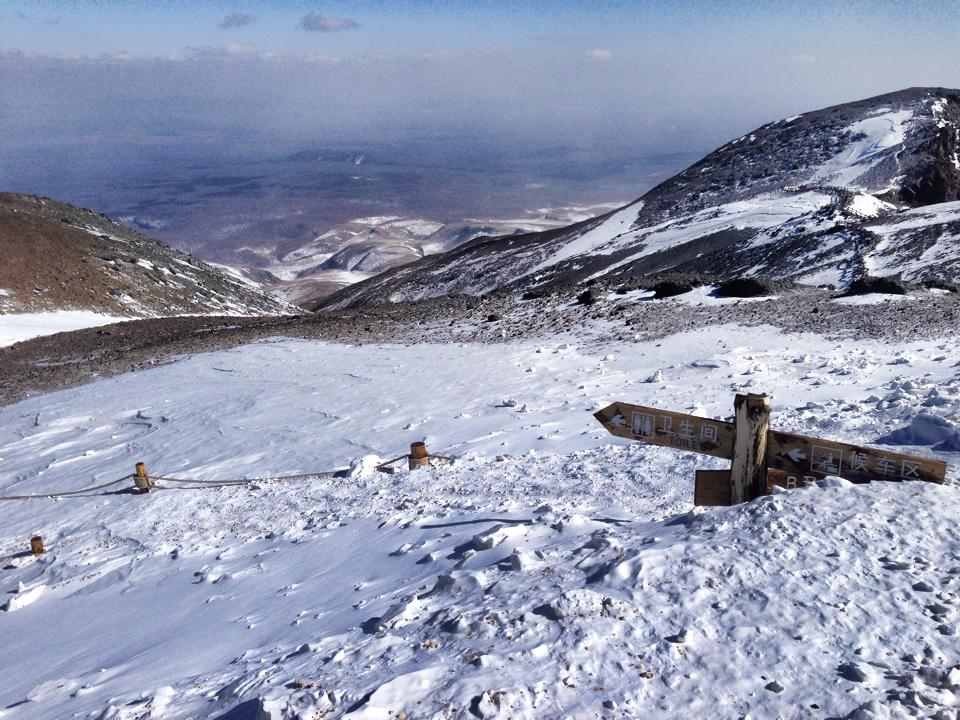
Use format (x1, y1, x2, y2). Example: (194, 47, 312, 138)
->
(837, 662, 871, 683)
(879, 556, 912, 572)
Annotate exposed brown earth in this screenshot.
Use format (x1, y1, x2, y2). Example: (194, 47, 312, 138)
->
(0, 193, 291, 317)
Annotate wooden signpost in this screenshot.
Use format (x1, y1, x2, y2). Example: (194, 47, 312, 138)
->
(595, 394, 948, 506)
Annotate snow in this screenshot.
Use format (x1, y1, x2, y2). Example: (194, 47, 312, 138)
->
(1, 325, 959, 718)
(830, 294, 914, 306)
(208, 262, 264, 289)
(649, 285, 778, 306)
(526, 190, 833, 282)
(931, 97, 959, 170)
(864, 202, 960, 279)
(604, 191, 832, 271)
(796, 265, 844, 286)
(813, 109, 914, 189)
(847, 192, 894, 218)
(884, 413, 960, 451)
(0, 311, 130, 348)
(869, 202, 960, 236)
(270, 208, 627, 288)
(527, 201, 642, 274)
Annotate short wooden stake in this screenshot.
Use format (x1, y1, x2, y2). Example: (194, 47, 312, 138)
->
(730, 393, 771, 504)
(408, 442, 431, 470)
(134, 462, 151, 494)
(30, 536, 44, 555)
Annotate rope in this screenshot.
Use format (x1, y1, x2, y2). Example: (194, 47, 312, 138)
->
(0, 476, 131, 501)
(151, 470, 344, 487)
(376, 455, 409, 470)
(377, 452, 457, 470)
(0, 450, 457, 500)
(151, 476, 255, 487)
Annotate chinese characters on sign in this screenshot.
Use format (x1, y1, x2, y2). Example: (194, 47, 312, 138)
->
(810, 445, 924, 481)
(595, 401, 947, 486)
(631, 411, 721, 452)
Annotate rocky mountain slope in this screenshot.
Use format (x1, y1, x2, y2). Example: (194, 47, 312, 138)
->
(324, 87, 960, 308)
(0, 194, 293, 317)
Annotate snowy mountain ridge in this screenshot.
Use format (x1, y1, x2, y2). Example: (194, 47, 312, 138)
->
(324, 88, 960, 308)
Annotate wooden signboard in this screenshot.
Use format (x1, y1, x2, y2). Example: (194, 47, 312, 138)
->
(594, 403, 735, 459)
(765, 467, 818, 493)
(695, 468, 819, 507)
(694, 470, 732, 506)
(596, 396, 948, 505)
(767, 429, 946, 485)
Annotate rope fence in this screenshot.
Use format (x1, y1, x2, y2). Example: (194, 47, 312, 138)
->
(0, 476, 131, 501)
(2, 441, 458, 560)
(0, 442, 458, 502)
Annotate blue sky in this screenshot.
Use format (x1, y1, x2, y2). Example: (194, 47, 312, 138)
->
(5, 1, 957, 60)
(2, 2, 959, 172)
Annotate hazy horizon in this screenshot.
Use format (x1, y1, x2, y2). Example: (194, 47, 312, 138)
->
(2, 1, 958, 259)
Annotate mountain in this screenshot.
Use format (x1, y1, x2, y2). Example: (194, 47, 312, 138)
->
(0, 193, 293, 317)
(241, 206, 621, 306)
(322, 88, 960, 308)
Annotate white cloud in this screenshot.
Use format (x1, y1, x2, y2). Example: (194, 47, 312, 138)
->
(586, 49, 613, 61)
(170, 44, 261, 62)
(299, 13, 358, 32)
(789, 53, 817, 65)
(223, 42, 258, 56)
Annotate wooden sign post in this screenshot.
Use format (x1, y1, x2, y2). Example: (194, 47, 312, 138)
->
(731, 393, 770, 504)
(594, 394, 948, 506)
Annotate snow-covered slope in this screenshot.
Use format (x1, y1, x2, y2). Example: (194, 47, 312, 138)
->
(1, 325, 959, 718)
(0, 194, 295, 318)
(864, 201, 960, 280)
(325, 88, 960, 308)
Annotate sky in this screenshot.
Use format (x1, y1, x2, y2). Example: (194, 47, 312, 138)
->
(1, 1, 959, 215)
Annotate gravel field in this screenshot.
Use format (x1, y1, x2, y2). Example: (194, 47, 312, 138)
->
(1, 284, 958, 407)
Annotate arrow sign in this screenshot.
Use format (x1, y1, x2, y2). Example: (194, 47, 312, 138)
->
(767, 429, 946, 484)
(594, 402, 735, 459)
(595, 401, 947, 485)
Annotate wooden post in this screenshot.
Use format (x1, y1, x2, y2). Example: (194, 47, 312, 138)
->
(30, 536, 44, 555)
(730, 393, 771, 504)
(134, 462, 151, 494)
(408, 442, 431, 470)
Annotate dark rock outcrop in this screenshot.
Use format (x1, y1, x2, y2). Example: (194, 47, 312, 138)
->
(844, 276, 912, 296)
(716, 278, 782, 298)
